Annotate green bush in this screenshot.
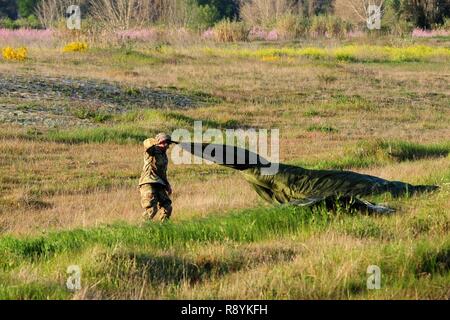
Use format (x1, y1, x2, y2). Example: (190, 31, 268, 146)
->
(16, 15, 42, 28)
(17, 0, 40, 18)
(0, 17, 16, 29)
(0, 14, 42, 29)
(381, 3, 413, 36)
(189, 4, 220, 30)
(441, 18, 450, 31)
(195, 0, 239, 21)
(213, 19, 249, 42)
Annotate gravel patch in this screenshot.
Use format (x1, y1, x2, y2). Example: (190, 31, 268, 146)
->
(0, 73, 203, 128)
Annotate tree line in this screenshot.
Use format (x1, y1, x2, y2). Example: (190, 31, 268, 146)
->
(0, 0, 449, 29)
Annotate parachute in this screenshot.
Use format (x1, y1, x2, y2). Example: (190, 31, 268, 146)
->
(179, 142, 439, 213)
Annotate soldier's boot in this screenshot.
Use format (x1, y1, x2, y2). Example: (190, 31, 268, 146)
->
(142, 204, 159, 221)
(160, 205, 172, 222)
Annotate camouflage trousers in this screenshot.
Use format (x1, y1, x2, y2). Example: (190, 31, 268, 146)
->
(139, 183, 172, 222)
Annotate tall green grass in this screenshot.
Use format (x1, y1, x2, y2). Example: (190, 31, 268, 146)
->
(0, 205, 331, 266)
(0, 281, 69, 300)
(292, 139, 450, 170)
(45, 125, 149, 144)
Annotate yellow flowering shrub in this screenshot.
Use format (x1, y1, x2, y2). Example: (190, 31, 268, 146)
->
(2, 47, 28, 61)
(297, 47, 327, 59)
(62, 41, 88, 53)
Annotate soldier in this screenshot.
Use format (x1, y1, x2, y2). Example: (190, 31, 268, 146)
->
(139, 133, 177, 222)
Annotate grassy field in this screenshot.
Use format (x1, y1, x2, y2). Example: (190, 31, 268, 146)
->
(0, 36, 449, 299)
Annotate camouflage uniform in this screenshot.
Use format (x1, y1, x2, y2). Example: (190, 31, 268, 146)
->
(139, 137, 172, 222)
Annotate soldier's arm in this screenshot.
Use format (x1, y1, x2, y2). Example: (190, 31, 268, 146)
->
(159, 164, 172, 193)
(146, 146, 156, 156)
(153, 152, 171, 188)
(159, 171, 172, 194)
(159, 169, 171, 189)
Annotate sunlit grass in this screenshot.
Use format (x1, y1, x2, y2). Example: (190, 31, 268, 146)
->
(290, 139, 450, 170)
(1, 38, 449, 299)
(203, 45, 450, 62)
(0, 205, 331, 263)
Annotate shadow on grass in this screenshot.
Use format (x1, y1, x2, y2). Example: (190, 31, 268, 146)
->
(417, 245, 450, 275)
(107, 246, 298, 286)
(19, 109, 251, 145)
(384, 141, 450, 161)
(0, 281, 70, 300)
(292, 139, 450, 170)
(0, 205, 330, 265)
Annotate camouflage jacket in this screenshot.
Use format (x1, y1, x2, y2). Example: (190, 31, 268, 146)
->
(139, 139, 170, 187)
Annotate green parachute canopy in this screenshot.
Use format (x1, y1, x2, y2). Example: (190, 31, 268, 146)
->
(179, 142, 439, 213)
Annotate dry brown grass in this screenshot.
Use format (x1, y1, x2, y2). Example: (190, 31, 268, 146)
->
(1, 178, 259, 236)
(0, 137, 260, 235)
